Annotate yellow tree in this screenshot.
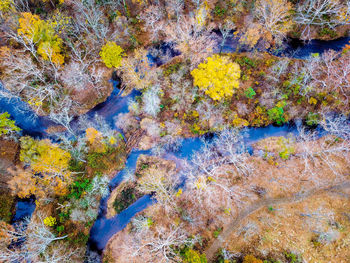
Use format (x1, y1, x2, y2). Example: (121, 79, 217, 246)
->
(99, 41, 124, 68)
(0, 0, 14, 17)
(191, 54, 241, 101)
(19, 137, 72, 196)
(17, 12, 65, 65)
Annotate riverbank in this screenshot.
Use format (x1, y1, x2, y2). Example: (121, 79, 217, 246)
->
(103, 122, 350, 262)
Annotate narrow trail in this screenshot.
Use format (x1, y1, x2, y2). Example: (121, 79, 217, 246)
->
(205, 181, 350, 262)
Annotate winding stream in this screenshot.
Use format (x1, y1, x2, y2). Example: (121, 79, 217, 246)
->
(0, 35, 349, 259)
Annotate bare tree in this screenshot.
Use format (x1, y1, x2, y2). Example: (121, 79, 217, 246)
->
(48, 96, 75, 135)
(303, 50, 350, 106)
(0, 215, 68, 262)
(255, 0, 294, 45)
(130, 224, 196, 263)
(297, 114, 350, 183)
(295, 0, 350, 39)
(165, 0, 184, 21)
(120, 48, 161, 91)
(71, 0, 109, 46)
(214, 129, 253, 176)
(36, 242, 83, 263)
(219, 20, 236, 53)
(143, 85, 162, 117)
(0, 48, 62, 115)
(140, 5, 166, 41)
(137, 167, 178, 208)
(165, 15, 215, 68)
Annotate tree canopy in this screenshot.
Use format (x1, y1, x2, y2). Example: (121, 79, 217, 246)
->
(191, 55, 241, 101)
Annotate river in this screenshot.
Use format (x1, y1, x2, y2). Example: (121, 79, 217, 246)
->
(0, 34, 348, 260)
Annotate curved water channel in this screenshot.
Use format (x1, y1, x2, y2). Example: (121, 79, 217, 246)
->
(0, 34, 349, 257)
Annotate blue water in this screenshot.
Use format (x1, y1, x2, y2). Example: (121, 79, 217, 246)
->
(89, 195, 154, 251)
(219, 32, 350, 59)
(281, 37, 350, 59)
(11, 197, 36, 223)
(0, 85, 53, 138)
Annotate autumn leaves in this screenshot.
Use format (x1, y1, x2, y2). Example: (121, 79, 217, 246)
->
(191, 54, 241, 101)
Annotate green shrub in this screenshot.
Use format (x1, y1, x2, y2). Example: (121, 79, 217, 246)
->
(68, 159, 85, 173)
(68, 178, 92, 199)
(267, 101, 286, 125)
(113, 187, 141, 213)
(0, 195, 14, 223)
(319, 27, 337, 38)
(164, 63, 181, 76)
(87, 152, 108, 170)
(213, 227, 223, 238)
(236, 56, 257, 69)
(278, 137, 295, 160)
(306, 112, 320, 126)
(284, 252, 302, 263)
(0, 112, 21, 136)
(214, 5, 225, 17)
(245, 87, 256, 99)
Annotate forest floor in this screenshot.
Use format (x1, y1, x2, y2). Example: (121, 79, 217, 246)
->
(205, 181, 350, 262)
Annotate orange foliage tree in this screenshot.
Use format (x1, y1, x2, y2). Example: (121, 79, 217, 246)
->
(85, 127, 106, 153)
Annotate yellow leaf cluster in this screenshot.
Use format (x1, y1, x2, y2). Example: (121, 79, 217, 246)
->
(42, 0, 64, 3)
(99, 41, 124, 68)
(195, 176, 207, 189)
(28, 97, 43, 107)
(109, 136, 117, 145)
(30, 140, 71, 195)
(232, 113, 249, 127)
(19, 137, 72, 196)
(191, 54, 241, 101)
(308, 97, 317, 105)
(31, 140, 71, 176)
(243, 255, 263, 263)
(0, 0, 14, 14)
(43, 216, 56, 226)
(195, 4, 208, 27)
(175, 188, 183, 197)
(338, 7, 350, 23)
(17, 12, 65, 65)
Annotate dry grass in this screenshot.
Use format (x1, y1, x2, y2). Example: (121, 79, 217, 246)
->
(225, 191, 350, 262)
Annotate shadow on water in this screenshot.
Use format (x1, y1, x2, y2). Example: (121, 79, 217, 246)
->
(281, 37, 350, 58)
(216, 30, 350, 59)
